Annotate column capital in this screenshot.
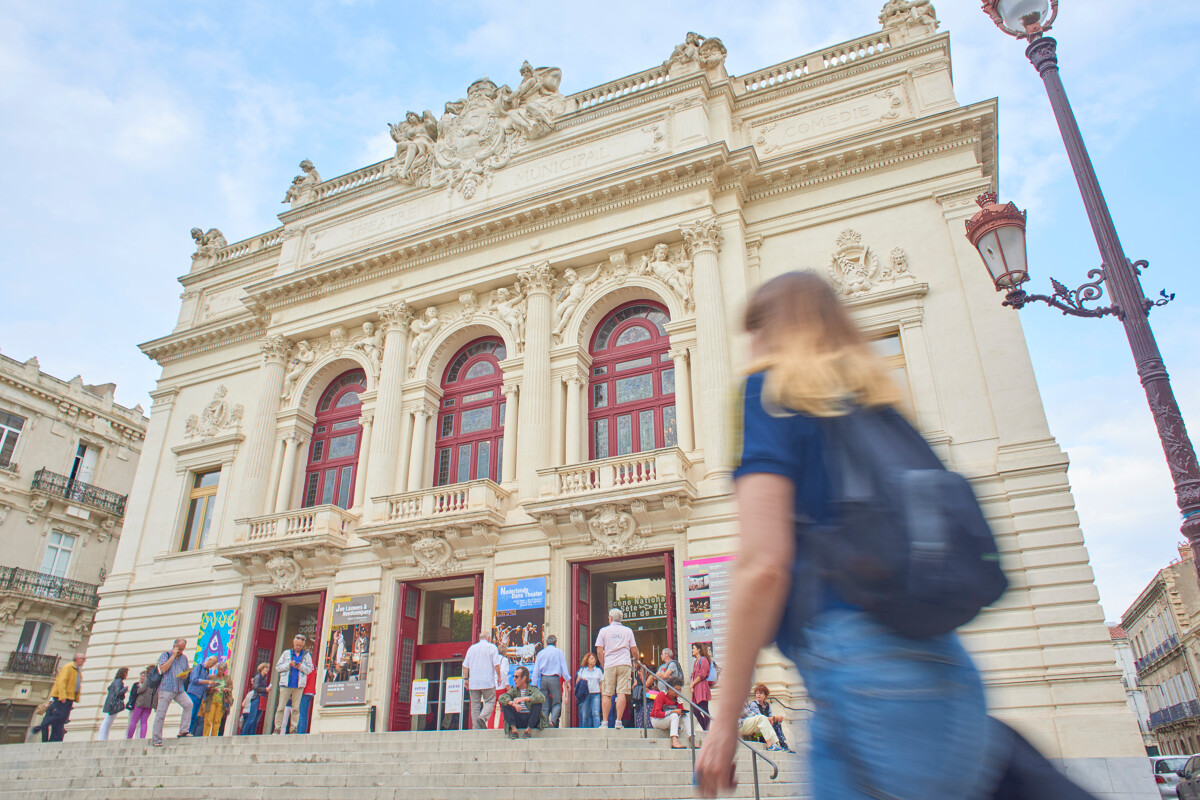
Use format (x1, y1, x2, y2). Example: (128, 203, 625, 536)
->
(359, 410, 375, 426)
(518, 261, 555, 295)
(681, 216, 723, 256)
(502, 381, 521, 398)
(379, 301, 415, 332)
(668, 347, 690, 363)
(407, 401, 437, 419)
(260, 334, 291, 365)
(284, 432, 308, 446)
(561, 369, 588, 388)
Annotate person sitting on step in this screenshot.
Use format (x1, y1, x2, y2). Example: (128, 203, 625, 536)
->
(649, 676, 695, 749)
(737, 692, 785, 752)
(751, 683, 792, 753)
(498, 666, 546, 739)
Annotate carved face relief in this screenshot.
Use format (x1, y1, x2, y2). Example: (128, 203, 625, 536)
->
(411, 534, 454, 575)
(265, 554, 308, 592)
(587, 504, 640, 555)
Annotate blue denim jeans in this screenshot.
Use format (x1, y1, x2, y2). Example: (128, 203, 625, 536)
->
(580, 692, 601, 728)
(794, 609, 1002, 800)
(240, 706, 261, 736)
(296, 693, 313, 734)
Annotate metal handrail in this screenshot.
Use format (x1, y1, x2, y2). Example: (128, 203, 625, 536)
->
(633, 661, 779, 800)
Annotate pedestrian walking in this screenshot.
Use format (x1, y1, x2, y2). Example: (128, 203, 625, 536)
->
(240, 662, 271, 735)
(151, 638, 194, 746)
(32, 653, 85, 742)
(97, 667, 129, 740)
(595, 607, 639, 729)
(273, 634, 312, 734)
(694, 272, 1005, 798)
(689, 643, 712, 730)
(201, 661, 233, 737)
(533, 634, 570, 727)
(463, 631, 503, 730)
(125, 668, 156, 739)
(575, 653, 603, 728)
(186, 655, 218, 736)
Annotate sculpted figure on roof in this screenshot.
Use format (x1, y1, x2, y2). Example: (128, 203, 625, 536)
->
(879, 0, 938, 39)
(389, 111, 439, 185)
(502, 61, 571, 140)
(190, 227, 227, 263)
(283, 159, 322, 207)
(665, 32, 727, 74)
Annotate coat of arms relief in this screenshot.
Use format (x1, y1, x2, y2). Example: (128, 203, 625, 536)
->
(826, 229, 915, 297)
(388, 62, 575, 198)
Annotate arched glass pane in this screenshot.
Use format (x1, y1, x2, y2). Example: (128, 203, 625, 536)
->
(318, 370, 366, 411)
(615, 325, 651, 347)
(594, 304, 669, 350)
(465, 361, 495, 379)
(335, 391, 361, 408)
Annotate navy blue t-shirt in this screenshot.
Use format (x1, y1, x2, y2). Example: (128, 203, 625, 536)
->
(732, 371, 844, 655)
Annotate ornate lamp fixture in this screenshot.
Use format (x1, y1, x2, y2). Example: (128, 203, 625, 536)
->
(981, 0, 1058, 40)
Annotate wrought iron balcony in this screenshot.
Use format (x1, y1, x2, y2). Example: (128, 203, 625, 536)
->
(0, 565, 99, 608)
(30, 469, 127, 516)
(6, 651, 60, 677)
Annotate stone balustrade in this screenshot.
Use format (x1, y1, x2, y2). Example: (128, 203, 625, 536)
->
(570, 65, 671, 111)
(740, 31, 892, 95)
(240, 504, 358, 544)
(312, 161, 390, 203)
(379, 480, 509, 524)
(539, 447, 693, 498)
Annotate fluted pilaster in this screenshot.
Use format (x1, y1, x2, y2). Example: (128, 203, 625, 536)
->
(517, 262, 554, 497)
(681, 217, 730, 472)
(240, 334, 290, 518)
(366, 302, 413, 506)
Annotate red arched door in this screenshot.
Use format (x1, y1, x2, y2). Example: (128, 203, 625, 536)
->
(303, 369, 365, 509)
(588, 302, 675, 459)
(434, 339, 507, 486)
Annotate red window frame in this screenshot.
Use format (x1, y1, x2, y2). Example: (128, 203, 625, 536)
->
(434, 338, 506, 487)
(587, 301, 676, 460)
(303, 369, 365, 509)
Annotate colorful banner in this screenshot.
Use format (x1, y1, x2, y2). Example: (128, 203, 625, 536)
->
(682, 556, 733, 664)
(195, 609, 237, 665)
(320, 594, 375, 706)
(493, 577, 546, 672)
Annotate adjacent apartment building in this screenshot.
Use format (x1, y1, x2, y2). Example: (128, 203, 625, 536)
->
(1110, 625, 1156, 754)
(76, 3, 1151, 790)
(0, 352, 146, 743)
(1122, 545, 1200, 755)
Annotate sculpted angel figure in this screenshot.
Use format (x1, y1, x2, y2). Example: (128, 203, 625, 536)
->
(552, 265, 602, 339)
(355, 321, 385, 374)
(503, 61, 568, 139)
(190, 227, 228, 260)
(640, 243, 692, 306)
(283, 159, 321, 205)
(667, 32, 704, 67)
(490, 286, 526, 349)
(389, 110, 438, 183)
(282, 340, 316, 399)
(408, 307, 443, 372)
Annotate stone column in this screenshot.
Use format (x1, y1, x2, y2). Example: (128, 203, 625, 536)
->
(516, 262, 554, 497)
(366, 302, 413, 503)
(265, 437, 286, 516)
(669, 347, 695, 451)
(239, 335, 290, 519)
(353, 412, 374, 508)
(563, 370, 586, 464)
(681, 217, 730, 472)
(501, 382, 519, 484)
(406, 403, 434, 492)
(273, 434, 303, 513)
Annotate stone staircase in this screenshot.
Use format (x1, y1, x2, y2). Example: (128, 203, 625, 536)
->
(0, 729, 806, 800)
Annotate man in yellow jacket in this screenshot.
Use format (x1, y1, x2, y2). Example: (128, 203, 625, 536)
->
(32, 653, 85, 742)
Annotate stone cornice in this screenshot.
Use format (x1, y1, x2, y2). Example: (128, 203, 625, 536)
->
(140, 313, 268, 366)
(0, 371, 147, 436)
(242, 145, 737, 314)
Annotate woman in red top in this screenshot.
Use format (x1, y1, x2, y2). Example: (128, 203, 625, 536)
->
(650, 677, 694, 749)
(690, 642, 712, 730)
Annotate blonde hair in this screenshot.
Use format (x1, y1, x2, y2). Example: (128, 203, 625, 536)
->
(743, 271, 903, 416)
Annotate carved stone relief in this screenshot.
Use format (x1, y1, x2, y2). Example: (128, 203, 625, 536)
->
(68, 611, 94, 648)
(26, 497, 46, 524)
(825, 229, 914, 297)
(587, 504, 642, 555)
(407, 307, 446, 375)
(664, 32, 728, 76)
(265, 553, 309, 592)
(184, 385, 245, 440)
(410, 532, 456, 576)
(387, 62, 574, 198)
(488, 285, 527, 352)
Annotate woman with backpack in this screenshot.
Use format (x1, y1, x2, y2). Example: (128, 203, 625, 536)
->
(688, 643, 712, 730)
(694, 272, 1004, 799)
(96, 667, 128, 740)
(126, 666, 157, 739)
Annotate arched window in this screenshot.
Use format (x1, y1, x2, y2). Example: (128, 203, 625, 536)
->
(435, 338, 507, 486)
(303, 369, 365, 509)
(588, 302, 675, 459)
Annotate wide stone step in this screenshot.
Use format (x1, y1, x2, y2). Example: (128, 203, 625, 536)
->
(0, 787, 807, 800)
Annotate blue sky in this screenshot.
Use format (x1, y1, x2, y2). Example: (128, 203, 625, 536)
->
(2, 1, 1197, 620)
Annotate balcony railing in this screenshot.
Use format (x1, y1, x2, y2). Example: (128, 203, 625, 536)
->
(1149, 700, 1200, 730)
(242, 505, 358, 544)
(6, 651, 60, 677)
(30, 468, 127, 516)
(378, 480, 509, 524)
(0, 565, 99, 608)
(538, 447, 694, 498)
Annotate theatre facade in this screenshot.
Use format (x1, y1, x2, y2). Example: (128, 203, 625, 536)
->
(80, 2, 1149, 782)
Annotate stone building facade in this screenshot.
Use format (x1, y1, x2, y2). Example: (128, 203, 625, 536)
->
(0, 352, 146, 744)
(77, 5, 1150, 791)
(1122, 545, 1200, 755)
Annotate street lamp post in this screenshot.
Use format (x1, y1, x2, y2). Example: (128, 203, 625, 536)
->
(970, 0, 1200, 567)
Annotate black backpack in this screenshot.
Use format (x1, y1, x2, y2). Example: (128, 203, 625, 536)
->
(807, 407, 1007, 639)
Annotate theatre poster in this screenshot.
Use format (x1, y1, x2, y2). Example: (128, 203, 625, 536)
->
(320, 594, 375, 706)
(682, 556, 732, 663)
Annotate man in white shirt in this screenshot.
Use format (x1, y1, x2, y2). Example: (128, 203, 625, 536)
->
(595, 607, 639, 729)
(462, 631, 503, 729)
